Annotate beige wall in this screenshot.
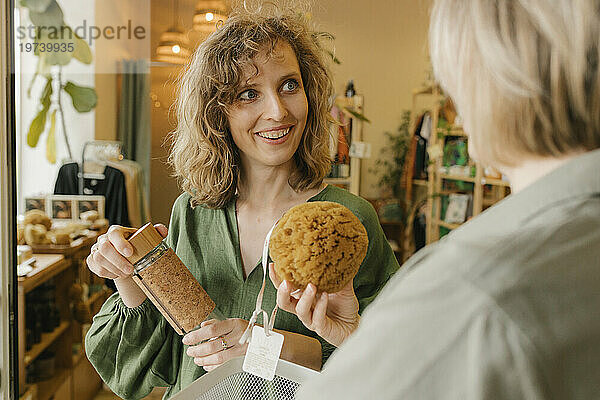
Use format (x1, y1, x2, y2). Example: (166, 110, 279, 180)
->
(94, 73, 118, 141)
(312, 0, 432, 198)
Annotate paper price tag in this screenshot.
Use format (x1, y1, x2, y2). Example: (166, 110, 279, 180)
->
(242, 326, 284, 381)
(349, 141, 371, 159)
(427, 143, 443, 160)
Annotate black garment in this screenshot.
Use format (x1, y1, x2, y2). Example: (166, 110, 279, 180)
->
(413, 113, 429, 180)
(54, 162, 79, 194)
(54, 162, 130, 226)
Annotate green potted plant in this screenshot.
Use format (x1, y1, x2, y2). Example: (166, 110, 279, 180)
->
(20, 0, 98, 163)
(370, 110, 411, 223)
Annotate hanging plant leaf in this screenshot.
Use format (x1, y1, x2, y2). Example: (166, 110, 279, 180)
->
(40, 76, 52, 108)
(27, 108, 49, 147)
(34, 26, 75, 66)
(326, 50, 341, 65)
(28, 0, 63, 27)
(46, 109, 57, 163)
(19, 0, 52, 13)
(71, 28, 92, 64)
(63, 81, 97, 112)
(343, 106, 371, 123)
(27, 77, 53, 147)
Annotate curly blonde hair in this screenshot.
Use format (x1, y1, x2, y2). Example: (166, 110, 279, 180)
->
(168, 4, 334, 209)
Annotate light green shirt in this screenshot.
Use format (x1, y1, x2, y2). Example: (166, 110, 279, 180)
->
(298, 149, 600, 400)
(85, 185, 399, 399)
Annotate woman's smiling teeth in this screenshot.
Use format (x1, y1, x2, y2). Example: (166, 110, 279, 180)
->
(256, 127, 291, 140)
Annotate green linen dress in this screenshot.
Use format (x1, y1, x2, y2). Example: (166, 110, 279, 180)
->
(85, 185, 400, 399)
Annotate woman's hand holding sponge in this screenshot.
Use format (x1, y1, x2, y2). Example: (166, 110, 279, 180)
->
(268, 201, 368, 346)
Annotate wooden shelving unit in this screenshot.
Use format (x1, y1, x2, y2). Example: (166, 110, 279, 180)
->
(432, 219, 460, 230)
(402, 83, 442, 260)
(24, 321, 70, 367)
(438, 173, 476, 183)
(428, 123, 511, 243)
(403, 85, 512, 257)
(18, 231, 105, 400)
(438, 127, 468, 137)
(19, 255, 70, 293)
(324, 95, 364, 196)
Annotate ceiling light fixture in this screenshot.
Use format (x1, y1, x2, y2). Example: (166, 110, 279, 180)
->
(155, 0, 191, 64)
(193, 0, 228, 33)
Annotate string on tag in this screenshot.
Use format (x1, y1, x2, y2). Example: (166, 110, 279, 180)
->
(239, 220, 279, 345)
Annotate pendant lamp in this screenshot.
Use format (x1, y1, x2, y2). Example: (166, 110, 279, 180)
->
(156, 0, 191, 64)
(193, 0, 228, 33)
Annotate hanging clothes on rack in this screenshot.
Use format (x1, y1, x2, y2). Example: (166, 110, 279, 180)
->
(106, 159, 149, 228)
(54, 161, 131, 227)
(54, 141, 129, 226)
(54, 140, 150, 227)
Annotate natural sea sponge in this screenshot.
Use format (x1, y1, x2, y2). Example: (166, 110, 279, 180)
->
(269, 201, 368, 293)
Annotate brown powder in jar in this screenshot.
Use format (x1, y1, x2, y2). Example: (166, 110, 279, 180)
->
(138, 248, 215, 333)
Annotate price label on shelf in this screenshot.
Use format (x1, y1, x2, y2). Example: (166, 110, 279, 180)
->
(349, 141, 371, 159)
(427, 143, 443, 160)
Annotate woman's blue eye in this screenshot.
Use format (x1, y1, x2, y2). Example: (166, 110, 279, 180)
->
(239, 90, 258, 101)
(282, 79, 299, 92)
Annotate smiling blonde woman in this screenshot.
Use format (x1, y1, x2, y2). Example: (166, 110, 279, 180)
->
(170, 8, 336, 209)
(84, 4, 399, 399)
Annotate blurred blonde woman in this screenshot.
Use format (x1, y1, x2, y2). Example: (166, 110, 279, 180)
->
(84, 4, 399, 399)
(280, 1, 600, 399)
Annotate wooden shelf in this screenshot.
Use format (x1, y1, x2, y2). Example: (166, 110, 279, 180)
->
(19, 255, 70, 294)
(433, 219, 462, 230)
(412, 179, 428, 187)
(438, 127, 467, 137)
(411, 82, 439, 96)
(439, 173, 476, 183)
(18, 243, 104, 399)
(29, 232, 98, 256)
(37, 368, 69, 400)
(482, 177, 510, 187)
(24, 320, 70, 367)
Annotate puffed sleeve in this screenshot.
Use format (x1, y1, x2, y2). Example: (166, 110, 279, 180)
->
(85, 294, 182, 399)
(85, 194, 190, 399)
